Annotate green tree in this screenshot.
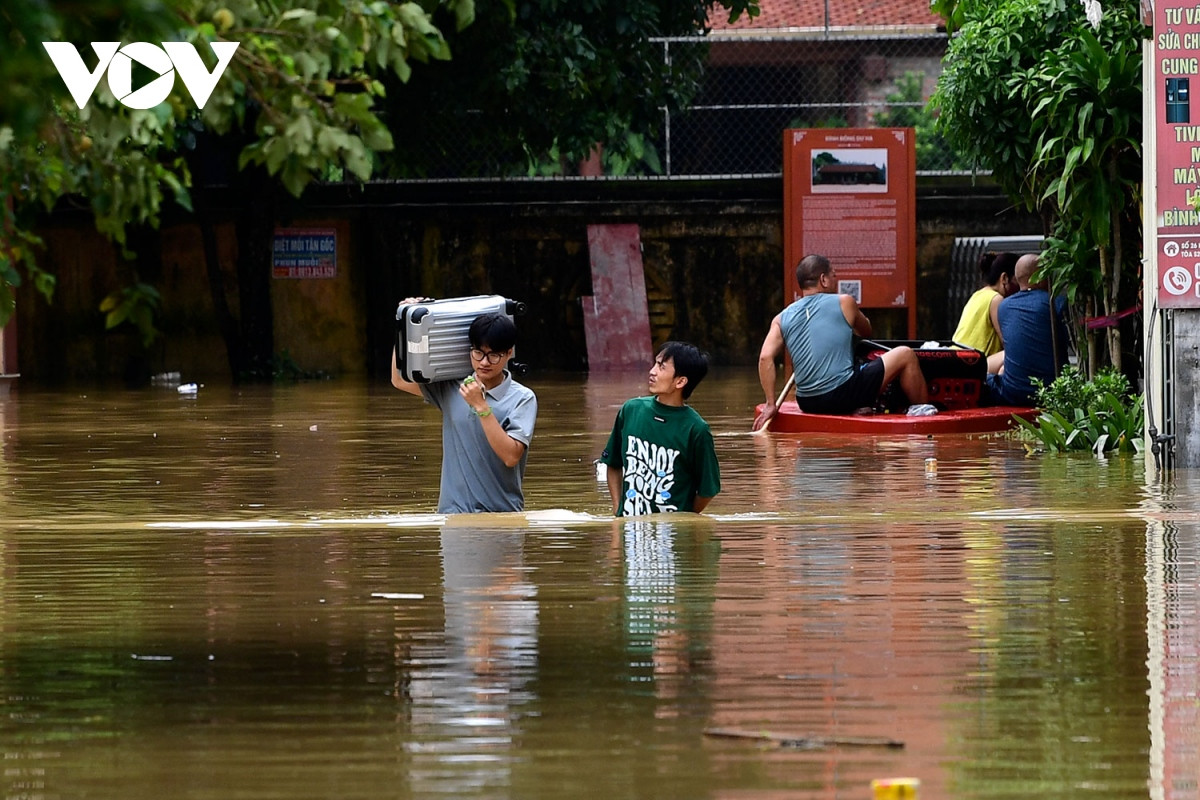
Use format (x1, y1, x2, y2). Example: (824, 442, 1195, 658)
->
(872, 70, 968, 172)
(930, 0, 1146, 377)
(1, 0, 473, 375)
(3, 0, 759, 380)
(375, 0, 761, 178)
(929, 0, 971, 34)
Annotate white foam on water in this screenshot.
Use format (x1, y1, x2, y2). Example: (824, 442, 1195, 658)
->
(147, 519, 295, 531)
(370, 592, 425, 601)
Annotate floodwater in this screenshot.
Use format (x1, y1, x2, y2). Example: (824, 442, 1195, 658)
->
(0, 368, 1196, 800)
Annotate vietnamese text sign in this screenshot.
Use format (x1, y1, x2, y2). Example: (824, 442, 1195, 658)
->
(783, 128, 916, 334)
(273, 228, 337, 279)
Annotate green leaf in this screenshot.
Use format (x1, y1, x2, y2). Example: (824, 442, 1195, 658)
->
(0, 285, 13, 326)
(281, 165, 309, 197)
(280, 8, 317, 23)
(454, 0, 476, 31)
(33, 272, 56, 302)
(344, 141, 373, 180)
(360, 122, 392, 152)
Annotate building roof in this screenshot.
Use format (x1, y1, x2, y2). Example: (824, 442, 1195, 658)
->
(709, 0, 944, 32)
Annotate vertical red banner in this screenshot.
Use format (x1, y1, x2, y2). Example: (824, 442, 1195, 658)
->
(783, 128, 916, 336)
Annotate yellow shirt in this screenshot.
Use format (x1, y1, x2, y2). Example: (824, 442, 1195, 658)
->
(952, 287, 1002, 355)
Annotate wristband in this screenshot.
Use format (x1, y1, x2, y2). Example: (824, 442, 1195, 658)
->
(474, 407, 493, 418)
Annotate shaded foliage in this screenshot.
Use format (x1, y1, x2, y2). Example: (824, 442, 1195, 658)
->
(871, 70, 969, 172)
(1, 0, 476, 341)
(931, 0, 1147, 378)
(2, 0, 759, 373)
(377, 0, 760, 178)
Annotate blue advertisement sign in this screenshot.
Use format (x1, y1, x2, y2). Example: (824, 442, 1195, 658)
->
(273, 228, 337, 279)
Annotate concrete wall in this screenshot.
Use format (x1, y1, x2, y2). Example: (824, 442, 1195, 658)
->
(1169, 312, 1200, 467)
(16, 178, 1040, 385)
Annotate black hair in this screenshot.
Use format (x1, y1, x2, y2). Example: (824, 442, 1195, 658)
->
(657, 341, 709, 400)
(795, 254, 832, 289)
(981, 251, 1019, 286)
(468, 313, 517, 352)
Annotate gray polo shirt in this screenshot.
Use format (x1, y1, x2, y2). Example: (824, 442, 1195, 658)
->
(420, 372, 537, 513)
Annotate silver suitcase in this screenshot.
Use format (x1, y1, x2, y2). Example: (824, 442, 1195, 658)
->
(395, 295, 526, 383)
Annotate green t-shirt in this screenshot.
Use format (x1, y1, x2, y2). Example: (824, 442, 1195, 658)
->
(601, 396, 721, 516)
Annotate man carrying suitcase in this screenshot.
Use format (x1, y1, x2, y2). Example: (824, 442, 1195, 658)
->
(391, 308, 538, 513)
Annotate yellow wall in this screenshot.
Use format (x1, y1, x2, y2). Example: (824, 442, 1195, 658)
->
(18, 216, 365, 384)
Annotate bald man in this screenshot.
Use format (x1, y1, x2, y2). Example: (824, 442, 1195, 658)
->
(986, 254, 1069, 406)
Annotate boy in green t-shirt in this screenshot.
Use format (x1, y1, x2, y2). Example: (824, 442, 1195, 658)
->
(600, 341, 721, 516)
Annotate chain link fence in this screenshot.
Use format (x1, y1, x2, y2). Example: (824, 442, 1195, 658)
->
(380, 31, 966, 183)
(658, 32, 962, 178)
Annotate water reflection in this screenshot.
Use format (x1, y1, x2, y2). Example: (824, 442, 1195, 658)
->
(406, 524, 537, 796)
(618, 518, 718, 696)
(1145, 477, 1200, 800)
(0, 372, 1193, 799)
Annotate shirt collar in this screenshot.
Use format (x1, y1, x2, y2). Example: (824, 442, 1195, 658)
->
(483, 370, 513, 400)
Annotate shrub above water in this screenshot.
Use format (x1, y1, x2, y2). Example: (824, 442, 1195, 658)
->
(1015, 367, 1143, 455)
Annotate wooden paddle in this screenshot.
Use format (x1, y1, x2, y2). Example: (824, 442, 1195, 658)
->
(752, 372, 796, 434)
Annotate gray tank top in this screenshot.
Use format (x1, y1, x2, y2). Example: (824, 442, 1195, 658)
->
(780, 293, 854, 397)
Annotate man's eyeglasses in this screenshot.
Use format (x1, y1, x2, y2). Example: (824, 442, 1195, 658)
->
(470, 348, 505, 365)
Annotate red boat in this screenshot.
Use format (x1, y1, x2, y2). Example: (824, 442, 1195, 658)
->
(756, 340, 1040, 435)
(755, 400, 1038, 435)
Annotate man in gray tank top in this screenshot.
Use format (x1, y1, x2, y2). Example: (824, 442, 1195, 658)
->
(753, 254, 928, 429)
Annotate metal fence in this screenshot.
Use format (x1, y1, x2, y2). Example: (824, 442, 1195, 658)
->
(946, 235, 1045, 334)
(380, 30, 965, 183)
(655, 32, 960, 179)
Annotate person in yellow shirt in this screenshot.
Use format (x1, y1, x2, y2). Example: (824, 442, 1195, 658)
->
(951, 251, 1018, 374)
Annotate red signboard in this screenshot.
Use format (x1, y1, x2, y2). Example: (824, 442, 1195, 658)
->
(1155, 3, 1200, 306)
(783, 128, 916, 336)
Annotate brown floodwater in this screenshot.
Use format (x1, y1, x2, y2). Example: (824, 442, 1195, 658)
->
(0, 368, 1195, 799)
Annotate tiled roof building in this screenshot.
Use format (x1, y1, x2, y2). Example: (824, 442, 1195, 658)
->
(709, 0, 943, 31)
(673, 0, 951, 176)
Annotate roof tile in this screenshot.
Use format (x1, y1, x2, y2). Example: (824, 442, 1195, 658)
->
(711, 0, 943, 30)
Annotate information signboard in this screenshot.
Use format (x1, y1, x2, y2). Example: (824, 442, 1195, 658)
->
(783, 128, 916, 336)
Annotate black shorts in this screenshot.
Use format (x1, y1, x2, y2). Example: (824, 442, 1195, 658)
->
(796, 358, 886, 414)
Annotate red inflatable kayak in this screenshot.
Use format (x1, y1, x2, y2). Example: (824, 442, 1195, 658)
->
(756, 400, 1038, 435)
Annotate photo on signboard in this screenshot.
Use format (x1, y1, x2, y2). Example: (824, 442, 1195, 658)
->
(810, 148, 889, 193)
(1167, 78, 1191, 124)
(838, 280, 863, 303)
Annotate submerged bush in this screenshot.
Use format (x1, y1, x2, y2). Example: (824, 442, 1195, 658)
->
(1015, 366, 1143, 454)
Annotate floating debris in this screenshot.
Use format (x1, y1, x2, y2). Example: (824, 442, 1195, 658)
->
(703, 727, 903, 750)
